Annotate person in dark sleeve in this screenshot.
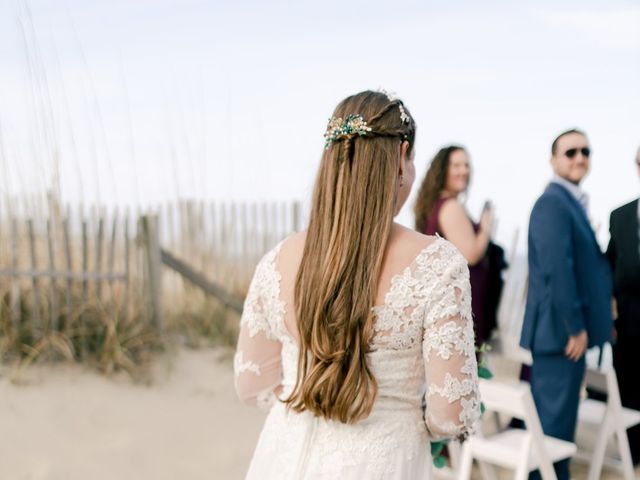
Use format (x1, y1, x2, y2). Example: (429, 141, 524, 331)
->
(606, 145, 640, 465)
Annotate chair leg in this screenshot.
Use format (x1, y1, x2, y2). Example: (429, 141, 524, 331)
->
(513, 463, 529, 480)
(513, 433, 534, 480)
(536, 452, 557, 480)
(587, 414, 611, 480)
(448, 440, 461, 470)
(477, 460, 499, 480)
(615, 421, 636, 480)
(457, 441, 474, 480)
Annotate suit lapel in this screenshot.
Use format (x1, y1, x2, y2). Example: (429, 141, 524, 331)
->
(547, 183, 600, 247)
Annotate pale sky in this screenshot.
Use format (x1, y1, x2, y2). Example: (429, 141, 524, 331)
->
(0, 0, 639, 250)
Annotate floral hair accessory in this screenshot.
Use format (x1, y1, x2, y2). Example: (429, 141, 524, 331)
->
(378, 88, 410, 124)
(324, 114, 372, 149)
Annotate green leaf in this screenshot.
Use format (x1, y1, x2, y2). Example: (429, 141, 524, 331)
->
(430, 440, 446, 456)
(480, 402, 486, 415)
(433, 454, 448, 469)
(478, 366, 494, 379)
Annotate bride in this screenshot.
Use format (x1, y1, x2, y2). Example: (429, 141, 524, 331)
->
(234, 90, 480, 479)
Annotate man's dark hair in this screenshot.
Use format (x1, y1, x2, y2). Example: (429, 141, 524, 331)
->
(551, 128, 587, 155)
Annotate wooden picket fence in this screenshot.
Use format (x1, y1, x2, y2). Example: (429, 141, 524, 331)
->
(0, 198, 303, 364)
(0, 195, 528, 372)
(154, 200, 303, 294)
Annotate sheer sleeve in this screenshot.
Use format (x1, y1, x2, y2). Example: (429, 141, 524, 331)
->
(421, 242, 480, 440)
(234, 250, 284, 411)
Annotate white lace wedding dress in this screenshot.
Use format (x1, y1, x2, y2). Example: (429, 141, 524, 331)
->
(234, 237, 480, 479)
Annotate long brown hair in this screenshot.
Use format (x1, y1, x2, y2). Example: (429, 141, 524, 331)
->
(284, 91, 416, 423)
(414, 145, 465, 233)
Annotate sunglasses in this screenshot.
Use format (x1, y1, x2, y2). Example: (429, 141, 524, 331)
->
(564, 147, 590, 158)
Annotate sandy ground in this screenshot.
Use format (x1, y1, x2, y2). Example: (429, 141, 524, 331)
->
(0, 348, 263, 480)
(0, 348, 637, 479)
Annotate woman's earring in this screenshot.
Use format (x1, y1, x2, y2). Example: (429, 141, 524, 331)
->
(399, 175, 404, 187)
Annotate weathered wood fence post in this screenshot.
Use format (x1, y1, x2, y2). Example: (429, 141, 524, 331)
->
(139, 214, 163, 333)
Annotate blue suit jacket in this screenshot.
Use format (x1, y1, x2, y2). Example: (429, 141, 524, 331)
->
(520, 182, 613, 354)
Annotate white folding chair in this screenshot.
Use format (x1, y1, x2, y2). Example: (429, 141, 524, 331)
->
(433, 440, 497, 480)
(458, 379, 576, 480)
(490, 245, 532, 367)
(574, 356, 640, 480)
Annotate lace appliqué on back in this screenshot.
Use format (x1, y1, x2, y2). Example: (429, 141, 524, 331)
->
(240, 243, 287, 340)
(236, 237, 481, 478)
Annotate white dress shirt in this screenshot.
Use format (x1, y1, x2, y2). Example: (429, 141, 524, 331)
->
(551, 174, 589, 215)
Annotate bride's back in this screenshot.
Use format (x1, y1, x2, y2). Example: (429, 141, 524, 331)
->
(234, 90, 480, 479)
(235, 226, 479, 478)
(274, 226, 457, 419)
(276, 225, 439, 342)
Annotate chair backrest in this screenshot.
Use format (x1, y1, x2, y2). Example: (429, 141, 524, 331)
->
(478, 379, 529, 418)
(495, 242, 531, 365)
(496, 258, 528, 339)
(585, 342, 613, 371)
(478, 379, 556, 479)
(584, 368, 608, 394)
(584, 343, 623, 408)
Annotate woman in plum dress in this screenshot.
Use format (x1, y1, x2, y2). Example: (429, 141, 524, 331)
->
(414, 146, 494, 346)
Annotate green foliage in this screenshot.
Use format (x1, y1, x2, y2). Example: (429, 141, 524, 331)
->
(433, 454, 448, 469)
(430, 440, 445, 457)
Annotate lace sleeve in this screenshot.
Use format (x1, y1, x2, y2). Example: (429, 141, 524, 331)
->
(234, 250, 284, 411)
(421, 242, 480, 441)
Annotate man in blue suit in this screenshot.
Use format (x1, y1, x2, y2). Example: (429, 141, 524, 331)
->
(521, 129, 613, 480)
